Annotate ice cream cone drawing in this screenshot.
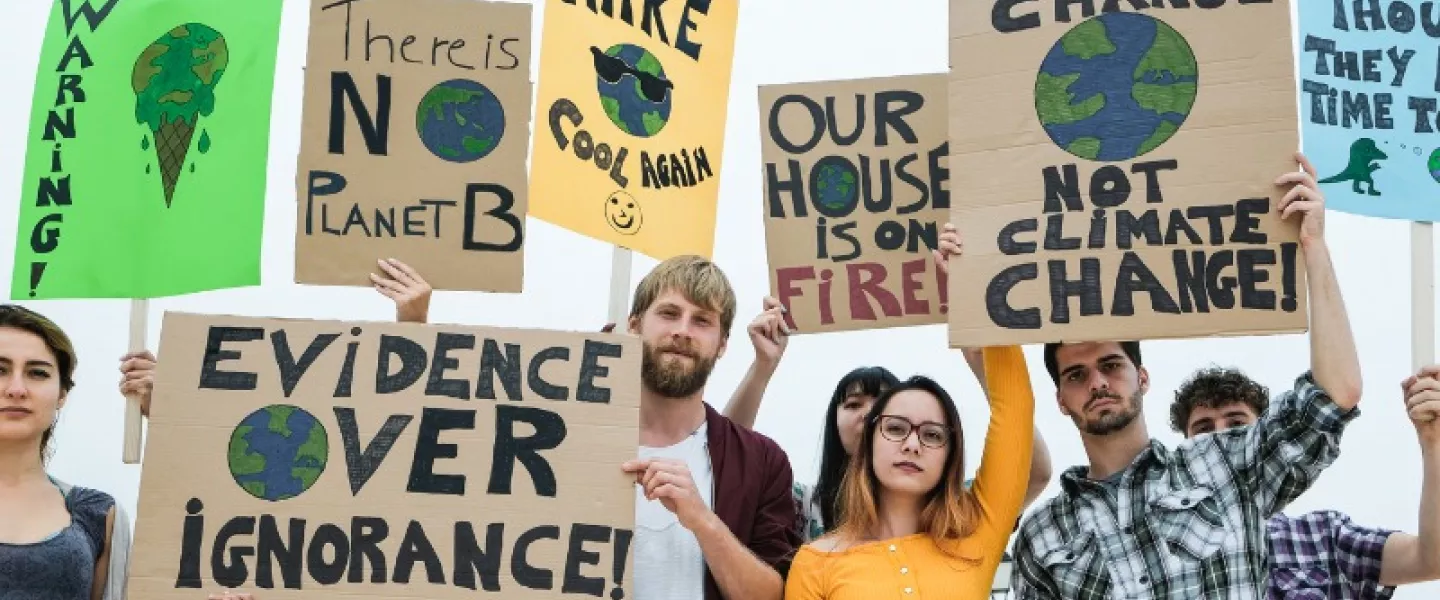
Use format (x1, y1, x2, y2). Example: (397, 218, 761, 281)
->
(131, 24, 228, 207)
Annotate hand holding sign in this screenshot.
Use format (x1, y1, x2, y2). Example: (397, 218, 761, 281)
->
(747, 297, 790, 366)
(119, 350, 158, 418)
(623, 458, 711, 532)
(1275, 153, 1327, 247)
(931, 223, 963, 277)
(371, 258, 432, 323)
(1403, 366, 1440, 439)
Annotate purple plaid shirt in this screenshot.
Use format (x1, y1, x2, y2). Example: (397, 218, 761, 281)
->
(1267, 510, 1395, 599)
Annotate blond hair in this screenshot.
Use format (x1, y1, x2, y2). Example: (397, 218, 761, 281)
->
(630, 255, 737, 335)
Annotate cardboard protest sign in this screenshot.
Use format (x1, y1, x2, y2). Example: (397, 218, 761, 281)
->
(11, 0, 282, 299)
(1300, 1, 1440, 221)
(948, 2, 1308, 347)
(527, 0, 739, 260)
(759, 74, 951, 334)
(294, 0, 531, 291)
(128, 313, 639, 599)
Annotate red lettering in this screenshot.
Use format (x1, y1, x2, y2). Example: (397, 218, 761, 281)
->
(775, 266, 816, 330)
(847, 263, 903, 321)
(901, 258, 930, 315)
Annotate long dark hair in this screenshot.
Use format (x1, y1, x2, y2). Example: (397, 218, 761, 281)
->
(0, 305, 77, 462)
(835, 375, 979, 560)
(814, 366, 899, 530)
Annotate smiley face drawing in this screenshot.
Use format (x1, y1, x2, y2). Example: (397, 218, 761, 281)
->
(605, 190, 643, 235)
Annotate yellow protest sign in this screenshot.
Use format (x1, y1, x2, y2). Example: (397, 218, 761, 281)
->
(528, 0, 739, 260)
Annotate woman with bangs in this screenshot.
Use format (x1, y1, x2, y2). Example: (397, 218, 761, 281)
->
(781, 228, 1037, 600)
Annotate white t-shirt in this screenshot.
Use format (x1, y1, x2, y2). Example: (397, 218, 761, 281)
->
(633, 422, 714, 600)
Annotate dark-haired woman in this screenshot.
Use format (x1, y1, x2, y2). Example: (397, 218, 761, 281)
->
(784, 347, 1035, 599)
(0, 304, 131, 600)
(722, 225, 1052, 541)
(4, 304, 256, 600)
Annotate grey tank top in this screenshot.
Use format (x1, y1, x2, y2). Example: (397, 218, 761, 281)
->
(0, 484, 114, 600)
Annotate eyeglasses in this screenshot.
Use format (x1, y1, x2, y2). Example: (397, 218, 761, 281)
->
(875, 415, 951, 449)
(590, 46, 675, 103)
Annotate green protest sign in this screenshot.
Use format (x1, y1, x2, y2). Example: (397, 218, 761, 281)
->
(11, 0, 283, 299)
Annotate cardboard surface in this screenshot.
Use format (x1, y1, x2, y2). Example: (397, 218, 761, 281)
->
(1299, 0, 1440, 222)
(294, 0, 532, 291)
(759, 73, 950, 334)
(128, 312, 640, 599)
(527, 0, 739, 260)
(948, 2, 1308, 346)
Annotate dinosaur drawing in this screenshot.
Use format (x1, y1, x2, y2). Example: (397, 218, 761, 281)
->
(1317, 138, 1387, 196)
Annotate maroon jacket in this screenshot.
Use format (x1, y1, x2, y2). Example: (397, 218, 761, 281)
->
(701, 402, 802, 600)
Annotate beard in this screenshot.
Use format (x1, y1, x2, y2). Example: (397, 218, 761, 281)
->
(1075, 390, 1143, 436)
(641, 339, 716, 399)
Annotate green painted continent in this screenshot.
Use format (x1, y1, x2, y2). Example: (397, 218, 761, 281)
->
(266, 405, 295, 436)
(1133, 81, 1196, 116)
(642, 111, 667, 136)
(1067, 137, 1102, 160)
(1134, 22, 1198, 81)
(1137, 120, 1180, 156)
(1061, 19, 1116, 60)
(418, 86, 485, 121)
(228, 425, 265, 476)
(1036, 72, 1105, 126)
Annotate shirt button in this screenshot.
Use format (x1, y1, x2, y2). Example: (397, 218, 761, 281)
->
(900, 567, 909, 574)
(889, 544, 897, 552)
(904, 588, 913, 594)
(1123, 526, 1133, 534)
(1139, 575, 1150, 585)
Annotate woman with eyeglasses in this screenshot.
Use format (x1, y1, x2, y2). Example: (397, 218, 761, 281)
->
(782, 229, 1036, 600)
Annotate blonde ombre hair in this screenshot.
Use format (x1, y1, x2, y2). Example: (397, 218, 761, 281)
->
(629, 255, 737, 336)
(832, 376, 982, 562)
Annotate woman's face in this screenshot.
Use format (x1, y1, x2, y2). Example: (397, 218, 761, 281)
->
(869, 389, 950, 497)
(0, 327, 63, 446)
(836, 390, 877, 456)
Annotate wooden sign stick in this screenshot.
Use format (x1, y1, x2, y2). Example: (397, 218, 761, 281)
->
(123, 298, 148, 464)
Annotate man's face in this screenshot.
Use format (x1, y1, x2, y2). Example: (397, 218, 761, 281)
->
(1054, 342, 1148, 436)
(629, 289, 727, 399)
(1184, 402, 1259, 438)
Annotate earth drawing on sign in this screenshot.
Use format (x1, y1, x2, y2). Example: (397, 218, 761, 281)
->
(1035, 12, 1198, 162)
(809, 157, 859, 216)
(416, 79, 507, 163)
(1428, 148, 1440, 184)
(593, 43, 673, 138)
(227, 405, 329, 501)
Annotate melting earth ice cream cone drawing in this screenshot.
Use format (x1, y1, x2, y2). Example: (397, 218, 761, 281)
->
(132, 24, 228, 207)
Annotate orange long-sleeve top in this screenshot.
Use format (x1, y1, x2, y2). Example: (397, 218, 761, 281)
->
(783, 345, 1036, 600)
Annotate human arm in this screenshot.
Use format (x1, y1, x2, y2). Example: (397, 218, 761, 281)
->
(622, 457, 790, 600)
(963, 347, 1052, 508)
(722, 297, 790, 429)
(371, 258, 432, 323)
(942, 226, 1050, 510)
(966, 346, 1036, 554)
(1379, 367, 1440, 585)
(1278, 153, 1361, 410)
(90, 507, 115, 600)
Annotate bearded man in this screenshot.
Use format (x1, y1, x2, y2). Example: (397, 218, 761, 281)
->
(1009, 153, 1365, 599)
(617, 255, 800, 600)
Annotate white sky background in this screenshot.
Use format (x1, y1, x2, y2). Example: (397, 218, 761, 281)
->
(1, 0, 1437, 597)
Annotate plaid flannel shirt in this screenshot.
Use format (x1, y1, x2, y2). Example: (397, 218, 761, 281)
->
(1010, 372, 1356, 600)
(1267, 510, 1395, 600)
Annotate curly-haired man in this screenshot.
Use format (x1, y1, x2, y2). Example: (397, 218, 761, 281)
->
(1172, 366, 1440, 599)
